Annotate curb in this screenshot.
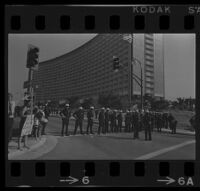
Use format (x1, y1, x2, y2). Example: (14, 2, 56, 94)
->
(8, 137, 47, 160)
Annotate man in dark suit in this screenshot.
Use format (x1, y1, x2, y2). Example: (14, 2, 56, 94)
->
(59, 104, 71, 136)
(86, 106, 94, 134)
(73, 106, 84, 135)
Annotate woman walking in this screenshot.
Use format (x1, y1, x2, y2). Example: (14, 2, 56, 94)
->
(18, 102, 30, 150)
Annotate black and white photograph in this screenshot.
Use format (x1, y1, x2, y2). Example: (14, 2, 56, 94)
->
(8, 33, 196, 160)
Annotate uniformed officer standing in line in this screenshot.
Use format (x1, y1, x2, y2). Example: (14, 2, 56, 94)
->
(168, 113, 177, 134)
(130, 111, 134, 132)
(133, 110, 139, 139)
(110, 109, 117, 133)
(143, 110, 152, 141)
(117, 110, 123, 132)
(98, 107, 105, 134)
(125, 110, 131, 132)
(73, 106, 84, 135)
(59, 104, 71, 136)
(105, 108, 110, 133)
(86, 106, 94, 134)
(157, 113, 162, 132)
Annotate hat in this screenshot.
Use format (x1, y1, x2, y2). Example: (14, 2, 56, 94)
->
(106, 108, 110, 110)
(90, 106, 94, 109)
(65, 104, 69, 107)
(79, 106, 83, 109)
(101, 107, 105, 110)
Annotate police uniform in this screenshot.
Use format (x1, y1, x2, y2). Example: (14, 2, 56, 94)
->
(60, 104, 71, 136)
(73, 107, 84, 135)
(105, 108, 110, 133)
(133, 111, 139, 139)
(125, 111, 131, 132)
(144, 111, 152, 141)
(110, 110, 117, 133)
(86, 107, 94, 134)
(168, 113, 177, 134)
(117, 110, 123, 132)
(98, 108, 105, 134)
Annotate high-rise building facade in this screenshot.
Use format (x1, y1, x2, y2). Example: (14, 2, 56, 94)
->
(32, 34, 165, 107)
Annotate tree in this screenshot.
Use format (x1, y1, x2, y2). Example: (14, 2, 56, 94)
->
(67, 96, 80, 108)
(98, 93, 122, 109)
(82, 98, 94, 109)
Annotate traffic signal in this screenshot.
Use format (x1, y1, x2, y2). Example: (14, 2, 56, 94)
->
(26, 46, 39, 68)
(113, 56, 120, 71)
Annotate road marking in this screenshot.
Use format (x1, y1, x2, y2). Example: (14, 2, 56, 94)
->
(136, 140, 195, 160)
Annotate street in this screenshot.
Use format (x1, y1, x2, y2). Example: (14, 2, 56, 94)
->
(13, 116, 195, 160)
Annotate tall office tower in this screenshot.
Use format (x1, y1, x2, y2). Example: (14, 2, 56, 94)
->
(31, 34, 165, 107)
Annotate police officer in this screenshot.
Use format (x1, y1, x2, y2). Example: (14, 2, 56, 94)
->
(125, 110, 131, 132)
(143, 110, 152, 141)
(110, 109, 117, 133)
(60, 104, 71, 136)
(86, 106, 94, 134)
(168, 113, 177, 134)
(133, 110, 139, 139)
(189, 114, 196, 130)
(117, 110, 123, 132)
(98, 107, 105, 134)
(105, 108, 110, 133)
(73, 106, 84, 135)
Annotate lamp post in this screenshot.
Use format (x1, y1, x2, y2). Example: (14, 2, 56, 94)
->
(132, 57, 143, 111)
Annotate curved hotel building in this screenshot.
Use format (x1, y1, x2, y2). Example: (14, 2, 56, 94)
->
(32, 34, 165, 107)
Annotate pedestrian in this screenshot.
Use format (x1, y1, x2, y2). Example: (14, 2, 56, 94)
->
(73, 106, 84, 135)
(40, 105, 48, 135)
(86, 106, 94, 134)
(8, 93, 15, 146)
(18, 101, 31, 150)
(104, 108, 110, 133)
(117, 110, 123, 132)
(98, 107, 105, 134)
(60, 104, 71, 136)
(143, 111, 152, 141)
(32, 106, 39, 140)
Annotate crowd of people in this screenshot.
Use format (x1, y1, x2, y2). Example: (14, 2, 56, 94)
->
(58, 104, 179, 141)
(8, 93, 50, 151)
(8, 92, 195, 152)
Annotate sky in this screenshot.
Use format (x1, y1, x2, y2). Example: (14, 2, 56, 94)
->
(8, 33, 195, 103)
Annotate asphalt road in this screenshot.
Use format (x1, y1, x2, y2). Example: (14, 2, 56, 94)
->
(36, 117, 195, 160)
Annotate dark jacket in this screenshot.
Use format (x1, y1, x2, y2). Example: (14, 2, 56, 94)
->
(73, 109, 84, 121)
(87, 110, 94, 120)
(60, 108, 71, 120)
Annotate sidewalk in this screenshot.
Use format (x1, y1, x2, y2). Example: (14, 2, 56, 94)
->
(8, 136, 46, 159)
(50, 114, 195, 136)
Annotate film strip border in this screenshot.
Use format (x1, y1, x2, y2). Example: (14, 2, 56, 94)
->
(7, 161, 200, 187)
(5, 4, 200, 187)
(5, 5, 200, 33)
(8, 161, 200, 187)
